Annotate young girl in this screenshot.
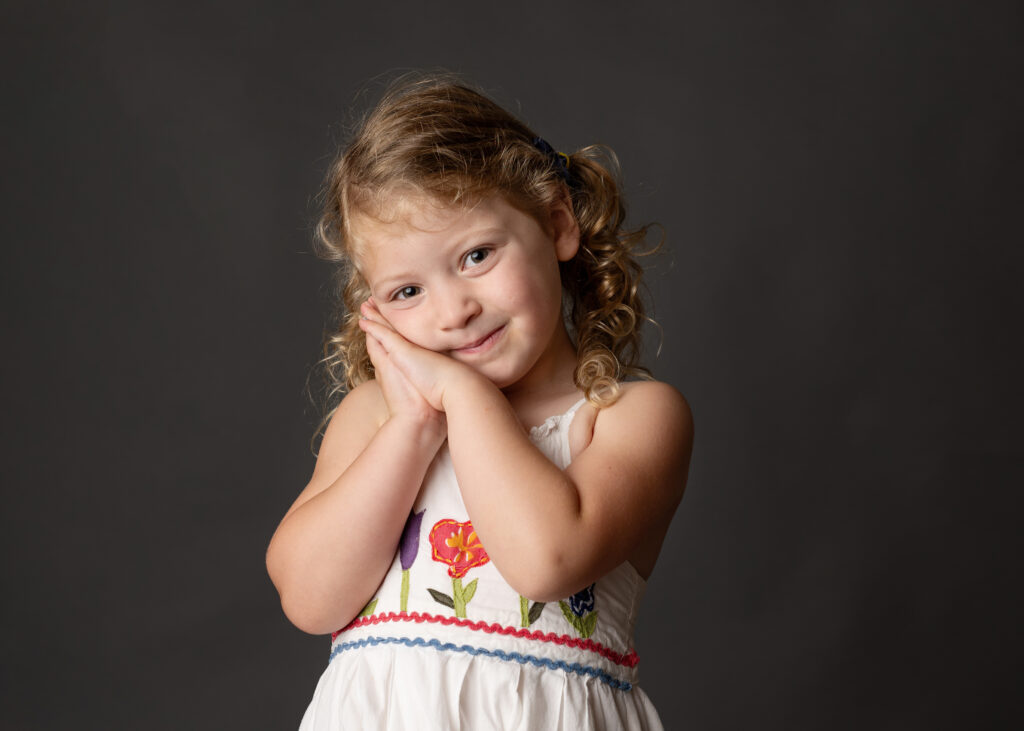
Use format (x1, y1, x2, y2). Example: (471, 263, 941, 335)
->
(267, 75, 693, 730)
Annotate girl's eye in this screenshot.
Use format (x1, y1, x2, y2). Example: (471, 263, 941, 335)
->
(462, 248, 491, 269)
(392, 286, 421, 301)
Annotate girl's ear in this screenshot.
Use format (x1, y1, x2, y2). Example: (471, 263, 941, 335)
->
(550, 195, 581, 262)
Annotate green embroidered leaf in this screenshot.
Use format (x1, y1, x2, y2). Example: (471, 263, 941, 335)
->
(527, 601, 546, 625)
(462, 578, 478, 604)
(580, 610, 599, 639)
(427, 588, 454, 609)
(558, 600, 584, 635)
(358, 598, 378, 617)
(558, 600, 574, 624)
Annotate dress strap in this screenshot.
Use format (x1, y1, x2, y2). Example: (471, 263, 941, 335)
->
(528, 397, 589, 467)
(529, 397, 587, 436)
(564, 397, 588, 420)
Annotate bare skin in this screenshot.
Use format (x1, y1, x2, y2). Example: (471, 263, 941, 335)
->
(266, 194, 693, 635)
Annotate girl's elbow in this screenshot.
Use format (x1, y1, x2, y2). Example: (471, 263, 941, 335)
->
(278, 590, 347, 636)
(501, 551, 579, 603)
(268, 561, 347, 635)
(516, 584, 568, 604)
(511, 577, 580, 604)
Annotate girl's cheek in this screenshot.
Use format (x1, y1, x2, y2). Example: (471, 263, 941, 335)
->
(388, 313, 434, 350)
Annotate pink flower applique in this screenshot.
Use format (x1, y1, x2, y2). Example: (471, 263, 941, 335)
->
(427, 518, 490, 618)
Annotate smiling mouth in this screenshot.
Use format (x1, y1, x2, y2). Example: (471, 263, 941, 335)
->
(452, 325, 506, 354)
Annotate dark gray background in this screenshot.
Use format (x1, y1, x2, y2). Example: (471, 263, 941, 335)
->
(3, 1, 1020, 729)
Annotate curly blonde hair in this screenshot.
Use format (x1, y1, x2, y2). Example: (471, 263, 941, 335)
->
(311, 74, 655, 447)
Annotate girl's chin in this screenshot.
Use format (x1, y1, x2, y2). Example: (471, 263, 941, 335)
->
(485, 363, 538, 392)
(453, 359, 519, 390)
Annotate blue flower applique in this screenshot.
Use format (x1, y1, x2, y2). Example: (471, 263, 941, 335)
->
(559, 583, 598, 638)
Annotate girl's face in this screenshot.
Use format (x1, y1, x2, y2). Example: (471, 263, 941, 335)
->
(352, 193, 580, 392)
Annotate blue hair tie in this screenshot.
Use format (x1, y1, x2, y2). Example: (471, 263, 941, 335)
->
(532, 137, 574, 187)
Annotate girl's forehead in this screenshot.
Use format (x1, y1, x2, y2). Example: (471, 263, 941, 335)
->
(348, 193, 507, 258)
(364, 192, 477, 231)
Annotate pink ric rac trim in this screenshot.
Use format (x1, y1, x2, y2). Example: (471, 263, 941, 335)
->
(331, 611, 639, 669)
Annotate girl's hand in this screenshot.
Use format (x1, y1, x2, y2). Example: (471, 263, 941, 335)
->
(361, 302, 446, 437)
(359, 299, 481, 414)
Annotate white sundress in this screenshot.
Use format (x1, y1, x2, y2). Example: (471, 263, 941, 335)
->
(299, 399, 664, 730)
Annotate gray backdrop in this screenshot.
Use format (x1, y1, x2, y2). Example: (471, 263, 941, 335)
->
(3, 1, 1019, 729)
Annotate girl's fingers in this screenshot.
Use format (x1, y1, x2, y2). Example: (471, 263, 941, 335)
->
(363, 329, 386, 367)
(359, 316, 407, 356)
(359, 298, 393, 329)
(358, 301, 377, 325)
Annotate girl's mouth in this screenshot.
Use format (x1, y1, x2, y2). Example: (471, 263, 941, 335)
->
(453, 325, 505, 355)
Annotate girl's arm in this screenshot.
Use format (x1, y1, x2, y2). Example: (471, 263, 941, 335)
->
(359, 313, 693, 602)
(444, 376, 692, 601)
(266, 374, 446, 635)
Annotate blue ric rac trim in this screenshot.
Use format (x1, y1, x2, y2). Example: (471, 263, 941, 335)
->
(329, 635, 633, 691)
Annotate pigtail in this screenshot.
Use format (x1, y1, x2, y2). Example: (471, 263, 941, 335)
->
(562, 145, 654, 406)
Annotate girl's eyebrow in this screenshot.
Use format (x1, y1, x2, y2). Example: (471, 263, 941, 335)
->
(462, 225, 509, 243)
(367, 270, 416, 295)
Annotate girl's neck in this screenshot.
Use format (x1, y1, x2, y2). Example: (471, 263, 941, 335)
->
(501, 324, 581, 429)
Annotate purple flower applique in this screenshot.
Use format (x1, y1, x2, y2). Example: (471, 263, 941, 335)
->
(399, 509, 425, 612)
(559, 583, 598, 638)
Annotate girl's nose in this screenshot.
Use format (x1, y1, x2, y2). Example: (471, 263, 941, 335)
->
(436, 286, 482, 330)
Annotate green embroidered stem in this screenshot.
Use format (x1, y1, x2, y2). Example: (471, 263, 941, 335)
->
(452, 577, 466, 618)
(447, 577, 479, 618)
(400, 569, 410, 612)
(520, 595, 529, 627)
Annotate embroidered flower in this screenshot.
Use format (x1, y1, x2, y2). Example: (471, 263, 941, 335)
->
(398, 509, 426, 612)
(429, 518, 490, 578)
(559, 583, 599, 638)
(428, 518, 490, 618)
(400, 509, 425, 571)
(567, 583, 596, 616)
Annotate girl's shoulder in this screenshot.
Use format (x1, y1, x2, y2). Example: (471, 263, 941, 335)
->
(318, 379, 389, 445)
(337, 378, 390, 427)
(613, 379, 691, 414)
(597, 380, 693, 455)
(310, 380, 389, 478)
(570, 380, 693, 465)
